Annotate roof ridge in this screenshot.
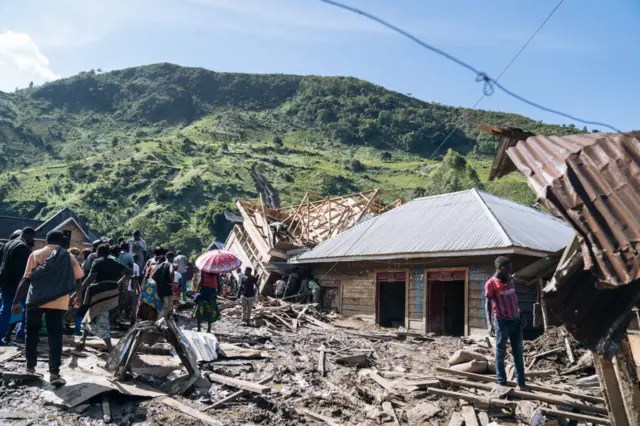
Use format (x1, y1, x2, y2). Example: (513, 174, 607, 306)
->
(471, 188, 512, 247)
(477, 190, 569, 226)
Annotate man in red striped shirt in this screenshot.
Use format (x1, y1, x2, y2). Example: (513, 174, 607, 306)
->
(485, 256, 528, 390)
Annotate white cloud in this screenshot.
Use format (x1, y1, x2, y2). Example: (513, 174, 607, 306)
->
(0, 31, 60, 91)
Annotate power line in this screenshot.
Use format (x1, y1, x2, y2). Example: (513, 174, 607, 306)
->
(316, 0, 575, 281)
(319, 0, 620, 133)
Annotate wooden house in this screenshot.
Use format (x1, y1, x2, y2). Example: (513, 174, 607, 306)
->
(290, 189, 574, 336)
(0, 207, 100, 250)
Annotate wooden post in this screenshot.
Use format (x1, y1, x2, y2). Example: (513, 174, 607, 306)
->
(612, 337, 640, 426)
(593, 352, 629, 426)
(318, 350, 326, 377)
(538, 279, 550, 330)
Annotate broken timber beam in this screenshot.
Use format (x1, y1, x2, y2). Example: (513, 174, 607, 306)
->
(162, 398, 223, 426)
(102, 396, 111, 423)
(427, 387, 514, 409)
(201, 376, 273, 411)
(297, 408, 342, 426)
(368, 371, 395, 392)
(381, 401, 400, 425)
(462, 405, 480, 426)
(207, 373, 271, 394)
(318, 350, 326, 377)
(434, 367, 605, 405)
(539, 407, 611, 425)
(435, 376, 608, 415)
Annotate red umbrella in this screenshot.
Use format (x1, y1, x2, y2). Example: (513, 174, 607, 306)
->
(195, 249, 242, 274)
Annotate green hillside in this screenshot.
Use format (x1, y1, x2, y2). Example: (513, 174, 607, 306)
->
(0, 63, 583, 255)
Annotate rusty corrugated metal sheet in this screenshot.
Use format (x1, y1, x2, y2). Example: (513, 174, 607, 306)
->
(491, 130, 640, 287)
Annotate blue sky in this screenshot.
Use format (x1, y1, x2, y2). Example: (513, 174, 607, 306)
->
(0, 0, 636, 131)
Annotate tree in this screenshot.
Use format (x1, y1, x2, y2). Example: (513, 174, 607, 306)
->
(97, 68, 103, 73)
(423, 149, 482, 196)
(412, 187, 426, 199)
(28, 81, 34, 89)
(272, 136, 283, 147)
(111, 136, 119, 147)
(380, 152, 392, 161)
(346, 159, 366, 173)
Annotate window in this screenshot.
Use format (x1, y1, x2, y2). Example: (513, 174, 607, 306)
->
(63, 230, 72, 240)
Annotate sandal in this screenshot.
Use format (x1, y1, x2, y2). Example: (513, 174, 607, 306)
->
(50, 374, 66, 387)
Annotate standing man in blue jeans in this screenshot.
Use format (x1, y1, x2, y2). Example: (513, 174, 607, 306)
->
(485, 256, 529, 391)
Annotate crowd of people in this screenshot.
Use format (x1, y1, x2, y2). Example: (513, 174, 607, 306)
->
(0, 228, 259, 387)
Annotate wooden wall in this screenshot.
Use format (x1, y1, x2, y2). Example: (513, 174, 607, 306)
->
(467, 264, 493, 335)
(341, 278, 376, 319)
(310, 253, 541, 336)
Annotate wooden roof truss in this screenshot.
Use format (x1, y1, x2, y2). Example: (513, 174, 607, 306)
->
(237, 190, 402, 253)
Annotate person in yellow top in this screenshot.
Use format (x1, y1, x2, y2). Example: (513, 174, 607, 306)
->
(12, 231, 84, 386)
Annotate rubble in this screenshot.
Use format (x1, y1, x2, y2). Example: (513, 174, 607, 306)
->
(0, 297, 613, 425)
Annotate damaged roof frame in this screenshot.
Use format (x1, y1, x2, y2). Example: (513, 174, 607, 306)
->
(485, 125, 640, 288)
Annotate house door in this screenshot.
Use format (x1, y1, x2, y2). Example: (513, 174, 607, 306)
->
(376, 272, 406, 328)
(427, 270, 466, 336)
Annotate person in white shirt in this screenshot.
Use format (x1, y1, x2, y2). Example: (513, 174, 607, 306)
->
(235, 268, 245, 295)
(174, 251, 188, 300)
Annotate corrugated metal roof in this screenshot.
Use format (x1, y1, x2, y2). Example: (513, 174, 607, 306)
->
(35, 207, 99, 243)
(0, 216, 44, 241)
(294, 189, 574, 263)
(490, 130, 640, 287)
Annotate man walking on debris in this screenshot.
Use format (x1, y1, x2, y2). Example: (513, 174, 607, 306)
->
(485, 256, 529, 391)
(0, 227, 35, 344)
(238, 267, 258, 325)
(13, 231, 84, 386)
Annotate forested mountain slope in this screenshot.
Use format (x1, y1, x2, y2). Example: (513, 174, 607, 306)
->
(0, 63, 583, 255)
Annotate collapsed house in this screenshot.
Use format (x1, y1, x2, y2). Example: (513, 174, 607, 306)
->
(485, 127, 640, 425)
(223, 190, 402, 292)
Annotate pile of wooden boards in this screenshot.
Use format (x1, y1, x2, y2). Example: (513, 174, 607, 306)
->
(222, 298, 340, 333)
(428, 367, 610, 424)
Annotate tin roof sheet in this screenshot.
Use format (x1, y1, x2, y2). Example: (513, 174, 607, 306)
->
(294, 189, 573, 263)
(491, 131, 640, 287)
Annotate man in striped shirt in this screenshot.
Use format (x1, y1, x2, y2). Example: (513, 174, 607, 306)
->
(485, 256, 528, 390)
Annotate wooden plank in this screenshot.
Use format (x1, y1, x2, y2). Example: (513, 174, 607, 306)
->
(427, 388, 514, 409)
(448, 411, 464, 426)
(102, 396, 111, 423)
(163, 398, 223, 426)
(0, 350, 22, 364)
(477, 411, 490, 426)
(207, 373, 271, 394)
(368, 371, 394, 392)
(539, 407, 611, 425)
(435, 367, 605, 404)
(297, 408, 342, 426)
(381, 401, 400, 425)
(201, 376, 273, 411)
(564, 335, 576, 364)
(462, 406, 480, 426)
(435, 376, 608, 415)
(318, 351, 325, 377)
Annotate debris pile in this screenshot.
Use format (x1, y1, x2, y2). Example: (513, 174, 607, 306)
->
(430, 332, 606, 425)
(0, 298, 608, 425)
